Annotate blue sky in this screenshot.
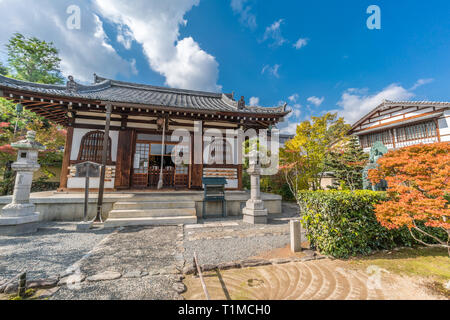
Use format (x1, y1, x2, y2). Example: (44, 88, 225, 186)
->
(0, 0, 449, 133)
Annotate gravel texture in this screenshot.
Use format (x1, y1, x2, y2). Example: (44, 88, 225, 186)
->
(183, 202, 305, 265)
(184, 234, 292, 265)
(53, 276, 183, 300)
(0, 222, 113, 282)
(52, 225, 185, 300)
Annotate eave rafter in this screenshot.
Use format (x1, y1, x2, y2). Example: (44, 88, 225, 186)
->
(0, 87, 285, 129)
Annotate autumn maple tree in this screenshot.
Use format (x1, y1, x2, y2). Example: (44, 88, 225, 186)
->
(369, 142, 450, 254)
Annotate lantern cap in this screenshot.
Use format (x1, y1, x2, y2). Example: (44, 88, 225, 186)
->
(11, 131, 45, 151)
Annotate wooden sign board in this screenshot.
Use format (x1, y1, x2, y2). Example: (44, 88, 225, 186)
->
(75, 161, 101, 178)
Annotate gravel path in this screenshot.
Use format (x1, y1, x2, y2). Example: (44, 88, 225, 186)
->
(53, 226, 184, 300)
(184, 234, 292, 265)
(0, 222, 113, 282)
(183, 202, 305, 265)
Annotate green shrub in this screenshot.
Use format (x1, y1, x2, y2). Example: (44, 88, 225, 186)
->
(298, 190, 447, 258)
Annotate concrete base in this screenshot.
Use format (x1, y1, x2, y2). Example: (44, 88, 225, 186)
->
(242, 207, 268, 225)
(0, 213, 40, 235)
(0, 190, 282, 222)
(242, 214, 268, 224)
(76, 221, 93, 232)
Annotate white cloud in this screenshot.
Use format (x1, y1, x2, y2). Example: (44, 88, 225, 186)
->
(262, 19, 287, 47)
(410, 78, 434, 90)
(280, 122, 298, 135)
(293, 38, 308, 49)
(287, 105, 301, 119)
(249, 96, 260, 106)
(337, 83, 415, 124)
(0, 0, 135, 83)
(288, 93, 299, 103)
(94, 0, 221, 92)
(261, 64, 280, 78)
(116, 24, 134, 50)
(307, 96, 325, 107)
(230, 0, 257, 29)
(279, 97, 302, 135)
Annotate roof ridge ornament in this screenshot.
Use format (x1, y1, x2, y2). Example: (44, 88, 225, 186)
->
(238, 96, 245, 110)
(66, 75, 78, 93)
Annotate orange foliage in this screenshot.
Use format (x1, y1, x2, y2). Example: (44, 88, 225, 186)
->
(369, 142, 450, 234)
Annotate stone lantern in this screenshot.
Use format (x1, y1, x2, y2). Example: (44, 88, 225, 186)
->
(243, 149, 268, 224)
(0, 131, 45, 235)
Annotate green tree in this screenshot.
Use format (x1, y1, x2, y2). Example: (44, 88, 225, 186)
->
(325, 136, 369, 190)
(281, 113, 351, 192)
(6, 33, 64, 84)
(0, 62, 7, 75)
(0, 34, 67, 194)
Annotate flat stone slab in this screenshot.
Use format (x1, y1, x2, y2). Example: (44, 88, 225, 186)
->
(185, 222, 239, 229)
(58, 274, 86, 286)
(27, 278, 59, 289)
(76, 221, 93, 232)
(122, 271, 148, 279)
(86, 271, 122, 282)
(173, 282, 187, 294)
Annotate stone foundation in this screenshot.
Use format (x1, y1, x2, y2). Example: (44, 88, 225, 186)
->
(0, 215, 39, 235)
(0, 191, 282, 222)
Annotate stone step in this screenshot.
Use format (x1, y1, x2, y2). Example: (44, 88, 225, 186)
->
(113, 201, 195, 210)
(126, 195, 203, 202)
(104, 216, 197, 228)
(108, 208, 197, 219)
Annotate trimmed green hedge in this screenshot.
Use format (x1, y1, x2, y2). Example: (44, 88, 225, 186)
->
(298, 190, 447, 258)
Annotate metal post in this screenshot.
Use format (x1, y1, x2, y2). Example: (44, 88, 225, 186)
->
(95, 104, 112, 222)
(157, 118, 166, 190)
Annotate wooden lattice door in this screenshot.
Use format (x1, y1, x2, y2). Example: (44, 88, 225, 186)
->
(132, 143, 150, 187)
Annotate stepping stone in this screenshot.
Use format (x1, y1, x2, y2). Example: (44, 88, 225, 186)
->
(173, 282, 187, 294)
(36, 287, 60, 299)
(27, 278, 59, 289)
(182, 264, 196, 275)
(241, 259, 271, 268)
(86, 271, 122, 282)
(122, 271, 148, 279)
(160, 267, 179, 275)
(58, 274, 86, 286)
(217, 262, 240, 270)
(4, 283, 18, 294)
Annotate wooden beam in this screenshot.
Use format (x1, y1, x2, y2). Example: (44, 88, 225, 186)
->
(59, 126, 74, 190)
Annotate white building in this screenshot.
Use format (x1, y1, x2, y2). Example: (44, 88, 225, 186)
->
(349, 100, 450, 152)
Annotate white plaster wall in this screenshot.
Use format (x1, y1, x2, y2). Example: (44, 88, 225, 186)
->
(226, 179, 238, 189)
(67, 177, 115, 189)
(438, 110, 450, 142)
(70, 128, 119, 162)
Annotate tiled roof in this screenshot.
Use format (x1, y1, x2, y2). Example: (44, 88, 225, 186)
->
(0, 74, 288, 116)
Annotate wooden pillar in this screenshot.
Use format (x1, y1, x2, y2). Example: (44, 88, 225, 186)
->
(95, 104, 112, 222)
(238, 164, 243, 190)
(190, 121, 203, 189)
(391, 129, 396, 149)
(435, 118, 441, 142)
(59, 126, 74, 191)
(114, 128, 135, 189)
